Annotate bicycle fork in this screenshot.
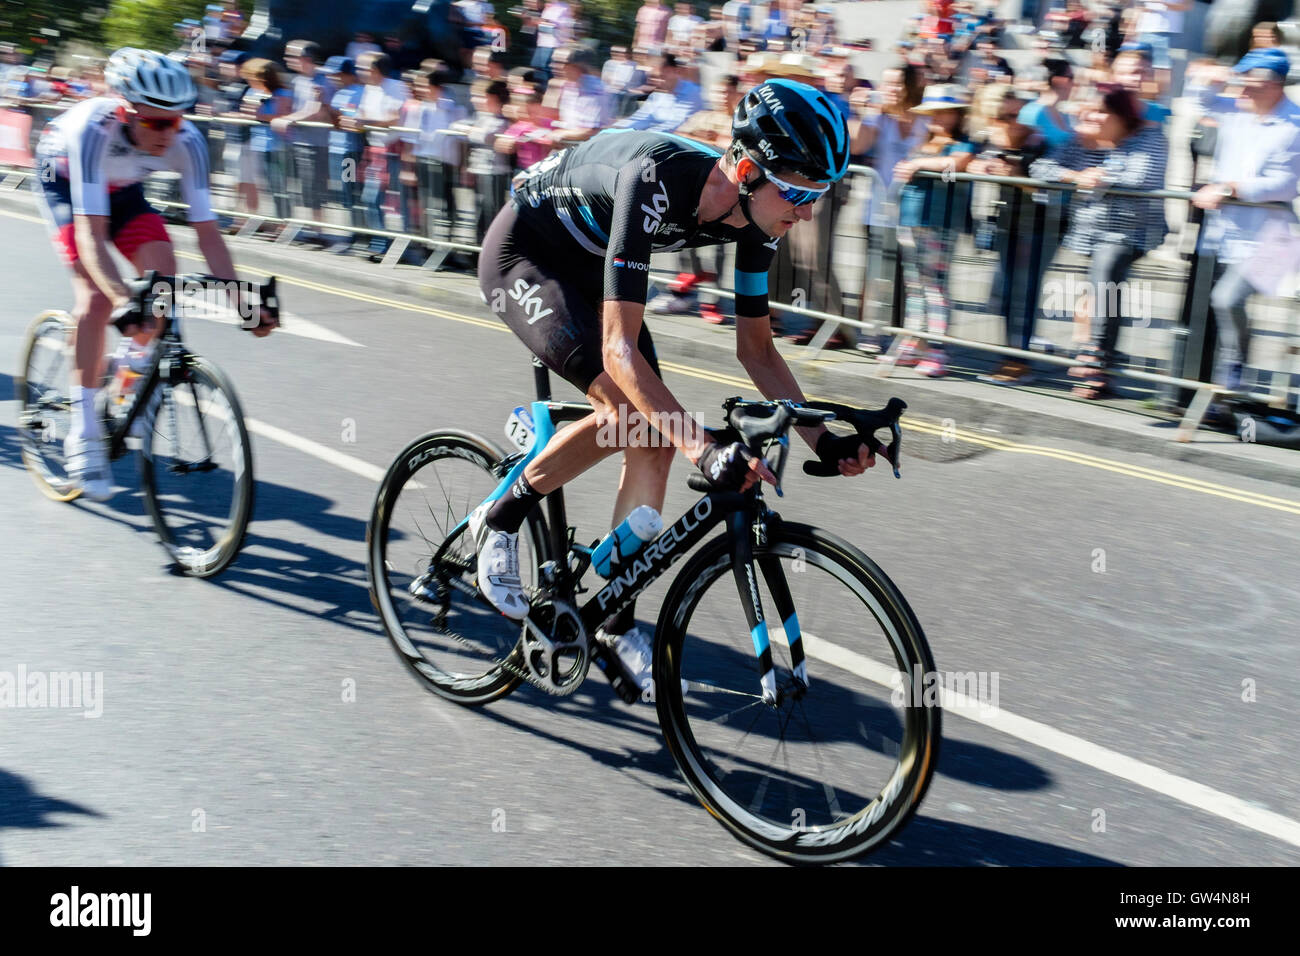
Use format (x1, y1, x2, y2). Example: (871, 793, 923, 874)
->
(728, 511, 806, 706)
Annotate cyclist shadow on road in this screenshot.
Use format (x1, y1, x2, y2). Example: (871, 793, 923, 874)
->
(0, 422, 380, 636)
(474, 637, 1113, 864)
(203, 477, 382, 637)
(0, 767, 102, 866)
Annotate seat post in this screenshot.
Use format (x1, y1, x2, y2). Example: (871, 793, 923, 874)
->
(529, 357, 568, 564)
(532, 356, 551, 401)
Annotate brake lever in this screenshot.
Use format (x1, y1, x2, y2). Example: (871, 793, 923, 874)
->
(881, 420, 902, 479)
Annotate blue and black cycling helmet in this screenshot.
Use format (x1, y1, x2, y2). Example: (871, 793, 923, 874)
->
(731, 79, 850, 184)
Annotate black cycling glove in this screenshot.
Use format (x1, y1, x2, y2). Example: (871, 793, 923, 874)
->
(696, 441, 760, 491)
(110, 298, 146, 335)
(815, 431, 869, 472)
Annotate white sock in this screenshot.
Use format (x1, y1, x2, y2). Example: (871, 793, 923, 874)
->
(73, 385, 102, 441)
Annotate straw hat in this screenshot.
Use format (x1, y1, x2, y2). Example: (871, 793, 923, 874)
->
(743, 51, 823, 81)
(769, 52, 823, 80)
(911, 83, 971, 113)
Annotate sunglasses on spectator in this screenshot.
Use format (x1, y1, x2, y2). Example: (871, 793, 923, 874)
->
(756, 163, 829, 206)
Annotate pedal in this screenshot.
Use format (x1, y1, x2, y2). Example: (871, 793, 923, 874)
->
(589, 641, 641, 705)
(408, 568, 440, 604)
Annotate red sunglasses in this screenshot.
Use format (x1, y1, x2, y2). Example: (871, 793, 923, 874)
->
(132, 113, 181, 131)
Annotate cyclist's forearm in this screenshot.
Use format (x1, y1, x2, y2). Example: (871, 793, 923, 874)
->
(739, 339, 827, 450)
(603, 339, 713, 462)
(75, 219, 131, 305)
(197, 225, 236, 282)
(195, 224, 245, 314)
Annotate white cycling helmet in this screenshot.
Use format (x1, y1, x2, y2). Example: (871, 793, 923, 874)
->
(105, 47, 197, 111)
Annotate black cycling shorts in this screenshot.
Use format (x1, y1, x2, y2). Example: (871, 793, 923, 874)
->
(478, 203, 660, 394)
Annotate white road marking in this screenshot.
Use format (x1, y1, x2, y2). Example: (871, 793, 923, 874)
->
(797, 630, 1300, 849)
(245, 416, 385, 482)
(178, 300, 364, 348)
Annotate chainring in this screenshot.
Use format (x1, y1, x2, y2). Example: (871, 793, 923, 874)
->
(517, 599, 589, 696)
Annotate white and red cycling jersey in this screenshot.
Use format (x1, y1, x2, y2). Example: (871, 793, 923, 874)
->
(33, 96, 214, 264)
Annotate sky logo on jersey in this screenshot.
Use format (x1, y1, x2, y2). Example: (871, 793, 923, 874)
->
(641, 181, 670, 234)
(509, 279, 555, 325)
(612, 258, 649, 271)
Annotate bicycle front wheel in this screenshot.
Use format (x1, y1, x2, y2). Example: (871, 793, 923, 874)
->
(367, 430, 549, 706)
(139, 356, 254, 577)
(655, 521, 940, 864)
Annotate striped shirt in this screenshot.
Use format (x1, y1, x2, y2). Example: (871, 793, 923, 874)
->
(1029, 124, 1168, 254)
(35, 96, 213, 222)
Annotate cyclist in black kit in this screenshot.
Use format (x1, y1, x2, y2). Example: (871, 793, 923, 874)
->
(473, 79, 875, 684)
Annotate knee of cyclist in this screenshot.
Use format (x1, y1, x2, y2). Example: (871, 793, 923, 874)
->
(624, 441, 676, 473)
(80, 289, 113, 322)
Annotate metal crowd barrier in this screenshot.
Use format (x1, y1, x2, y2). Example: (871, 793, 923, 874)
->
(5, 99, 1299, 440)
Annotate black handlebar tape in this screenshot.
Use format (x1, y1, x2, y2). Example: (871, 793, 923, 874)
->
(687, 472, 713, 493)
(802, 459, 840, 477)
(259, 276, 279, 320)
(802, 434, 889, 477)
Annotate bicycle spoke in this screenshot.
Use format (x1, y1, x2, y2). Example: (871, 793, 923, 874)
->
(713, 702, 770, 782)
(696, 694, 766, 726)
(405, 505, 438, 554)
(791, 697, 845, 823)
(185, 379, 216, 462)
(681, 679, 757, 699)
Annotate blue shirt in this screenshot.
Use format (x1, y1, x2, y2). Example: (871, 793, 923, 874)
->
(246, 88, 291, 152)
(1143, 100, 1172, 125)
(1018, 100, 1073, 151)
(290, 71, 336, 146)
(329, 85, 364, 153)
(614, 81, 703, 133)
(898, 141, 974, 229)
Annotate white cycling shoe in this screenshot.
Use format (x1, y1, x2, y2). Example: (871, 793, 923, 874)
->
(469, 504, 529, 620)
(65, 432, 113, 502)
(597, 626, 653, 692)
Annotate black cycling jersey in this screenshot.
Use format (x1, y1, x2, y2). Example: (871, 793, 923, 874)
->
(509, 128, 780, 318)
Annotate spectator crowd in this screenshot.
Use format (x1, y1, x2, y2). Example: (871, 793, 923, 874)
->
(3, 0, 1299, 403)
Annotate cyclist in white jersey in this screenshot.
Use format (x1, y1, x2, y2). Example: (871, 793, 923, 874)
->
(32, 48, 277, 501)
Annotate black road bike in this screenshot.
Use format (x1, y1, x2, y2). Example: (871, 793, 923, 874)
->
(17, 271, 278, 577)
(367, 360, 939, 863)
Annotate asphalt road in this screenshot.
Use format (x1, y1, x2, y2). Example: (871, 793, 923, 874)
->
(2, 206, 1298, 866)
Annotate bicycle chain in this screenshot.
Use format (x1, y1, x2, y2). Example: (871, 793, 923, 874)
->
(431, 614, 566, 696)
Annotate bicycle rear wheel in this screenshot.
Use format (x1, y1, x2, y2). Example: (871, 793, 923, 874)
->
(139, 356, 254, 577)
(16, 311, 80, 501)
(367, 430, 549, 706)
(655, 521, 940, 864)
